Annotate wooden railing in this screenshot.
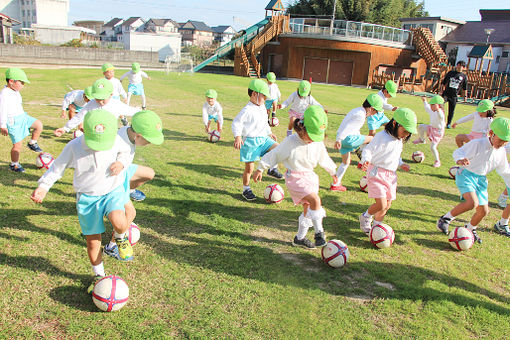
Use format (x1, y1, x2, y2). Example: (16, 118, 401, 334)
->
(411, 27, 447, 68)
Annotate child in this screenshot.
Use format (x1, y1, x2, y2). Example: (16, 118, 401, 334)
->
(437, 117, 510, 244)
(60, 87, 92, 130)
(451, 99, 495, 147)
(265, 72, 281, 120)
(253, 106, 337, 248)
(279, 80, 323, 137)
(202, 89, 223, 134)
(120, 62, 150, 109)
(102, 62, 129, 126)
(330, 93, 383, 192)
(412, 95, 446, 167)
(31, 109, 134, 292)
(232, 79, 282, 201)
(367, 80, 398, 136)
(0, 67, 43, 172)
(493, 197, 510, 237)
(359, 108, 417, 234)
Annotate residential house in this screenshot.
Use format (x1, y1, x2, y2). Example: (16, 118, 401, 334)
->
(101, 17, 123, 42)
(212, 25, 235, 44)
(74, 20, 104, 37)
(0, 0, 69, 29)
(179, 20, 213, 46)
(0, 12, 19, 43)
(117, 16, 144, 43)
(145, 18, 179, 34)
(400, 16, 465, 41)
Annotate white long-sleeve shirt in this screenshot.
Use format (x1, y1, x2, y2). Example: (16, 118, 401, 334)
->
(423, 102, 446, 130)
(280, 91, 322, 113)
(118, 126, 136, 164)
(62, 90, 87, 110)
(37, 135, 131, 196)
(108, 77, 127, 100)
(377, 90, 394, 111)
(120, 71, 148, 85)
(258, 133, 336, 175)
(63, 99, 139, 132)
(268, 83, 281, 102)
(202, 101, 223, 127)
(361, 130, 404, 172)
(0, 86, 25, 128)
(231, 101, 272, 138)
(336, 107, 366, 141)
(455, 112, 492, 134)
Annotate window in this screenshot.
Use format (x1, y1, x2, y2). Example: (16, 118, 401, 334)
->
(496, 56, 500, 64)
(32, 10, 36, 16)
(503, 52, 509, 58)
(21, 0, 24, 4)
(22, 10, 25, 17)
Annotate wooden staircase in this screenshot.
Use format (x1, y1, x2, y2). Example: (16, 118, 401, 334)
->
(411, 27, 448, 70)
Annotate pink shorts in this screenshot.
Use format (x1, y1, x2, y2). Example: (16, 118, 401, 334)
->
(367, 165, 397, 201)
(289, 110, 304, 120)
(427, 126, 444, 144)
(467, 131, 486, 141)
(285, 170, 319, 205)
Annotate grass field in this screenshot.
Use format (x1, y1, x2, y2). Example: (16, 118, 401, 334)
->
(0, 69, 509, 339)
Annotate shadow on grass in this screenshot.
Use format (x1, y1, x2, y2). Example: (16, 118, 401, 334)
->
(49, 286, 97, 312)
(165, 162, 244, 181)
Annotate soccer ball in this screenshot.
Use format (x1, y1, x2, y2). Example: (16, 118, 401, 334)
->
(208, 130, 220, 143)
(35, 152, 54, 169)
(412, 151, 425, 163)
(321, 239, 349, 268)
(370, 223, 395, 249)
(448, 227, 474, 251)
(73, 130, 84, 139)
(359, 175, 368, 192)
(264, 184, 285, 203)
(92, 275, 129, 312)
(128, 223, 140, 246)
(449, 166, 459, 179)
(269, 117, 279, 127)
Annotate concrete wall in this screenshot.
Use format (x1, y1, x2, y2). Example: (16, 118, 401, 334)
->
(33, 25, 81, 44)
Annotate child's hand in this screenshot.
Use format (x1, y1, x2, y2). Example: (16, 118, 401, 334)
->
(421, 97, 426, 102)
(270, 133, 278, 142)
(392, 106, 398, 111)
(457, 158, 469, 166)
(110, 161, 124, 175)
(334, 141, 342, 149)
(31, 188, 47, 204)
(400, 163, 410, 172)
(253, 170, 263, 182)
(54, 128, 66, 137)
(218, 127, 223, 133)
(452, 123, 457, 129)
(361, 161, 370, 171)
(1, 128, 8, 136)
(60, 110, 67, 118)
(205, 126, 210, 133)
(234, 136, 243, 150)
(277, 104, 282, 109)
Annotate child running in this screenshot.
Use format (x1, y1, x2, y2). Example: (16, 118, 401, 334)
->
(451, 99, 495, 147)
(358, 108, 417, 234)
(330, 93, 383, 192)
(202, 89, 223, 134)
(61, 87, 92, 128)
(367, 80, 398, 136)
(254, 106, 337, 248)
(279, 80, 323, 137)
(265, 72, 281, 121)
(412, 95, 446, 167)
(0, 68, 43, 173)
(31, 109, 134, 292)
(437, 117, 510, 244)
(120, 62, 150, 109)
(232, 79, 283, 201)
(102, 62, 129, 126)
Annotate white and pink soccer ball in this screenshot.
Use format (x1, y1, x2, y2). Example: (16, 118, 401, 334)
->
(35, 152, 54, 169)
(208, 130, 220, 143)
(92, 275, 129, 312)
(359, 176, 368, 193)
(321, 239, 350, 268)
(128, 223, 140, 246)
(412, 151, 425, 163)
(448, 227, 474, 251)
(264, 184, 285, 203)
(370, 223, 395, 249)
(449, 166, 459, 179)
(269, 117, 279, 127)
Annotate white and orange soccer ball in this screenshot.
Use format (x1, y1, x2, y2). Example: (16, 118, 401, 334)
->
(264, 184, 285, 203)
(128, 223, 140, 246)
(92, 275, 129, 312)
(412, 151, 425, 163)
(359, 175, 368, 193)
(370, 223, 395, 249)
(208, 130, 220, 143)
(269, 117, 279, 127)
(321, 239, 350, 268)
(449, 166, 459, 179)
(73, 130, 84, 139)
(35, 152, 54, 170)
(448, 227, 474, 251)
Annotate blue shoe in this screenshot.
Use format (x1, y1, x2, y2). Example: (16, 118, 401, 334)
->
(9, 164, 25, 173)
(130, 189, 146, 202)
(27, 142, 42, 152)
(103, 243, 120, 259)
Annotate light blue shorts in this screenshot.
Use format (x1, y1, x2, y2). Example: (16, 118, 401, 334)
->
(455, 168, 488, 206)
(76, 184, 126, 236)
(128, 83, 144, 96)
(265, 99, 276, 110)
(67, 103, 83, 113)
(240, 136, 276, 163)
(123, 164, 138, 203)
(7, 112, 37, 144)
(339, 135, 366, 155)
(112, 95, 120, 100)
(367, 112, 390, 131)
(208, 114, 218, 123)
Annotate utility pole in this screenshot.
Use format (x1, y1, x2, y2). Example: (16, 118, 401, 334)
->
(330, 0, 337, 35)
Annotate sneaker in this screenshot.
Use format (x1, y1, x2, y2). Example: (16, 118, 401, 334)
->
(314, 232, 327, 247)
(359, 213, 373, 235)
(446, 124, 452, 129)
(27, 142, 42, 152)
(497, 195, 508, 208)
(87, 274, 104, 294)
(9, 163, 25, 173)
(130, 189, 146, 202)
(115, 236, 134, 261)
(354, 147, 363, 160)
(267, 168, 283, 179)
(471, 228, 482, 244)
(242, 189, 257, 201)
(120, 117, 129, 126)
(412, 138, 425, 145)
(436, 216, 451, 234)
(103, 243, 120, 259)
(330, 183, 347, 191)
(494, 221, 510, 237)
(292, 236, 316, 249)
(142, 106, 146, 110)
(433, 160, 441, 168)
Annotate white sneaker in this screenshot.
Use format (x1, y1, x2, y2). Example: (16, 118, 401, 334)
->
(359, 213, 373, 235)
(498, 194, 508, 208)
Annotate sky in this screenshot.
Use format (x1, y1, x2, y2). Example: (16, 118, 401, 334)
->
(68, 0, 510, 30)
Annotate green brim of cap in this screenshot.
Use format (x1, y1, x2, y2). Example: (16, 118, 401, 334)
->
(248, 79, 270, 98)
(131, 110, 164, 145)
(476, 99, 494, 113)
(393, 108, 417, 134)
(385, 80, 397, 97)
(367, 93, 383, 112)
(6, 68, 30, 83)
(490, 117, 510, 141)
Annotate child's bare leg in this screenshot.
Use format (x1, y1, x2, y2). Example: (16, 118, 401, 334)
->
(368, 129, 376, 136)
(124, 201, 136, 225)
(126, 93, 132, 106)
(108, 209, 129, 236)
(68, 104, 77, 120)
(373, 200, 392, 223)
(287, 116, 296, 135)
(243, 162, 254, 187)
(450, 192, 478, 217)
(470, 204, 489, 226)
(216, 121, 221, 131)
(367, 198, 388, 217)
(30, 119, 43, 140)
(130, 165, 155, 190)
(11, 141, 22, 163)
(86, 234, 102, 266)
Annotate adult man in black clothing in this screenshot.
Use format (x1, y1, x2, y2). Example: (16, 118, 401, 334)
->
(442, 61, 467, 128)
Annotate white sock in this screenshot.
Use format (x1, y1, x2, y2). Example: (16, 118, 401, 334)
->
(108, 241, 116, 248)
(444, 212, 455, 220)
(466, 223, 476, 231)
(335, 163, 349, 183)
(29, 139, 36, 145)
(92, 262, 105, 277)
(297, 213, 311, 239)
(308, 208, 325, 233)
(364, 210, 373, 218)
(113, 231, 126, 240)
(142, 95, 147, 107)
(10, 161, 19, 166)
(243, 185, 250, 191)
(500, 218, 509, 225)
(431, 143, 440, 162)
(130, 189, 136, 193)
(270, 165, 278, 170)
(287, 129, 292, 137)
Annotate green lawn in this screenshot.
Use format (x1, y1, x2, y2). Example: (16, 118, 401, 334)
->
(0, 69, 509, 339)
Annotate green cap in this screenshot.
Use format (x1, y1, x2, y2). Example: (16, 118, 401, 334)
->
(83, 86, 93, 100)
(367, 93, 383, 112)
(83, 109, 118, 151)
(6, 67, 30, 84)
(393, 108, 417, 134)
(267, 72, 276, 82)
(429, 95, 445, 105)
(248, 79, 270, 98)
(298, 80, 311, 97)
(303, 105, 328, 142)
(205, 89, 217, 99)
(476, 99, 494, 113)
(490, 117, 510, 142)
(102, 63, 114, 73)
(132, 62, 141, 73)
(385, 80, 397, 97)
(90, 78, 113, 100)
(131, 110, 164, 145)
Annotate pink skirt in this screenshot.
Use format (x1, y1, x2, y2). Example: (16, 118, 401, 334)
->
(367, 165, 397, 201)
(427, 126, 444, 144)
(289, 110, 304, 120)
(285, 170, 319, 205)
(467, 131, 486, 141)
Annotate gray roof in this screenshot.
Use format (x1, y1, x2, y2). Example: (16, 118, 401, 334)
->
(104, 18, 123, 28)
(149, 18, 178, 27)
(441, 20, 510, 44)
(212, 25, 234, 33)
(122, 17, 143, 27)
(399, 16, 465, 25)
(180, 20, 212, 32)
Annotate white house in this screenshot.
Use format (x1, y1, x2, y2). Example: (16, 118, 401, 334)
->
(0, 0, 69, 30)
(30, 23, 96, 44)
(101, 17, 123, 42)
(400, 16, 465, 42)
(145, 18, 179, 34)
(212, 25, 236, 44)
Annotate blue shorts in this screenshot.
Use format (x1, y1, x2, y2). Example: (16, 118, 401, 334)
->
(367, 112, 390, 131)
(128, 83, 144, 96)
(208, 114, 218, 123)
(76, 184, 126, 236)
(7, 112, 37, 144)
(67, 103, 83, 113)
(123, 164, 138, 203)
(112, 95, 120, 100)
(455, 168, 488, 206)
(265, 99, 276, 110)
(240, 136, 276, 162)
(339, 135, 366, 155)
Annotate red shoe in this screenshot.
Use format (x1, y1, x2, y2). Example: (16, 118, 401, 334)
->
(330, 184, 347, 191)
